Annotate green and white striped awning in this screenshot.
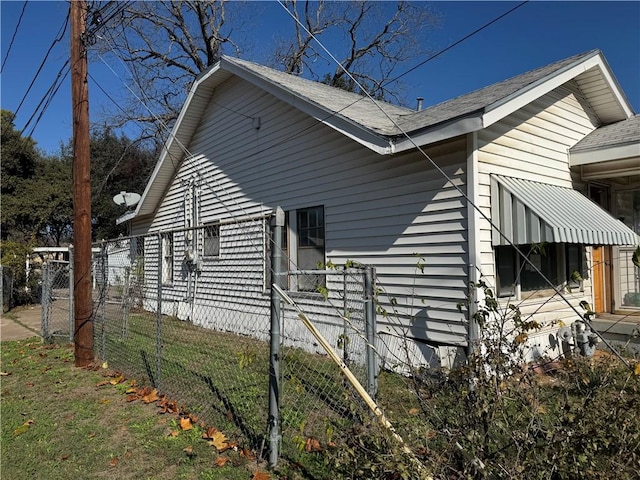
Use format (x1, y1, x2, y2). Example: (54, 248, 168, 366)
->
(491, 175, 639, 246)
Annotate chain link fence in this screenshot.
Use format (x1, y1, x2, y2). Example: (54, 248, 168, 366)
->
(77, 212, 385, 467)
(40, 209, 447, 471)
(41, 260, 73, 342)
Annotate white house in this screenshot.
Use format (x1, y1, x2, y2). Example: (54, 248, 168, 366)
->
(119, 50, 639, 368)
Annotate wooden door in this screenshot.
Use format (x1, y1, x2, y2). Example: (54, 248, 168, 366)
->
(592, 246, 611, 313)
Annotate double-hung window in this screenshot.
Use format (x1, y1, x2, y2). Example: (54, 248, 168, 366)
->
(203, 224, 220, 258)
(161, 233, 174, 285)
(267, 206, 325, 292)
(295, 206, 325, 291)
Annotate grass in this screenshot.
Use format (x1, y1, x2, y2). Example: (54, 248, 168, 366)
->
(97, 313, 370, 462)
(0, 338, 272, 480)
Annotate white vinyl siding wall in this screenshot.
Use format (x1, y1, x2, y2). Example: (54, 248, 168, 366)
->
(133, 76, 470, 359)
(475, 81, 599, 345)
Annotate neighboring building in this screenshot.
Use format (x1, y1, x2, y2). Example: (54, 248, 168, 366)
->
(119, 50, 639, 368)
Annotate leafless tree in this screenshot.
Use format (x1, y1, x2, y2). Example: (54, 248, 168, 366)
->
(89, 0, 247, 145)
(275, 1, 440, 103)
(88, 0, 439, 146)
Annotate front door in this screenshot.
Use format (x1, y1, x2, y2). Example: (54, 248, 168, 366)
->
(592, 246, 612, 313)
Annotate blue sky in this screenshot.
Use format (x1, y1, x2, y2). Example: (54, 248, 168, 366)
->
(1, 1, 639, 155)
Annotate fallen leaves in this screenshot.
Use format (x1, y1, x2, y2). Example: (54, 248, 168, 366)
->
(202, 426, 232, 452)
(141, 388, 158, 404)
(304, 437, 321, 452)
(92, 368, 248, 467)
(252, 472, 271, 480)
(13, 419, 34, 436)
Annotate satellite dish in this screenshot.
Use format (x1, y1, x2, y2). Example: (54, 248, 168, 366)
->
(113, 191, 141, 207)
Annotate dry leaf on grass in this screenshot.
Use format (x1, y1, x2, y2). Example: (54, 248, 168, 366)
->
(304, 437, 321, 452)
(207, 431, 229, 452)
(252, 472, 271, 480)
(179, 417, 193, 431)
(109, 457, 118, 467)
(183, 445, 194, 457)
(109, 374, 125, 385)
(214, 456, 229, 467)
(142, 388, 158, 403)
(13, 419, 34, 436)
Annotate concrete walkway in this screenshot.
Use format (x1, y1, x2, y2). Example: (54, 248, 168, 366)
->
(1, 305, 42, 341)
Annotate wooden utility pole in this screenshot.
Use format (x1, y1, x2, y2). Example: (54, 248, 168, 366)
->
(71, 0, 93, 367)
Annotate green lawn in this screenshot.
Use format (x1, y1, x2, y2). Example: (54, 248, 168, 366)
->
(0, 338, 272, 480)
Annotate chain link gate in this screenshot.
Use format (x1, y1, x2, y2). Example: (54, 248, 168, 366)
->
(41, 259, 73, 342)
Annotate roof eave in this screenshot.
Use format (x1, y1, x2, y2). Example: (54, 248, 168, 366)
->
(128, 63, 228, 220)
(221, 57, 394, 154)
(570, 143, 640, 166)
(391, 113, 484, 152)
(482, 51, 633, 128)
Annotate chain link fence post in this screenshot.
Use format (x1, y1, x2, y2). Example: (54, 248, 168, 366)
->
(364, 265, 378, 399)
(41, 262, 50, 341)
(68, 246, 75, 343)
(99, 242, 107, 360)
(156, 233, 163, 391)
(269, 206, 285, 467)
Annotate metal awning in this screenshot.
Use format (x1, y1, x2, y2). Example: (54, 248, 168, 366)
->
(491, 175, 639, 246)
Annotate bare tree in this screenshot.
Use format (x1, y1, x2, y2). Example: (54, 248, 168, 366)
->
(275, 1, 440, 103)
(89, 0, 246, 145)
(89, 0, 439, 146)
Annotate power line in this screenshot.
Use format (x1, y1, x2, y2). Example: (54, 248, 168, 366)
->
(278, 0, 632, 371)
(1, 0, 28, 73)
(14, 9, 69, 117)
(383, 1, 530, 88)
(25, 61, 70, 138)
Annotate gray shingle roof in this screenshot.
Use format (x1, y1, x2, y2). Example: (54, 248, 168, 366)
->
(396, 50, 601, 133)
(226, 50, 602, 137)
(570, 115, 640, 152)
(225, 57, 414, 135)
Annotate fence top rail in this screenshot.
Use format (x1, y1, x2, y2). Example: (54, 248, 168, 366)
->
(95, 210, 274, 247)
(287, 268, 369, 275)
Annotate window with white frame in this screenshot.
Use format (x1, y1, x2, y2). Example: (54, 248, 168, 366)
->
(203, 224, 220, 258)
(161, 233, 174, 285)
(266, 206, 325, 292)
(293, 206, 325, 292)
(495, 243, 583, 298)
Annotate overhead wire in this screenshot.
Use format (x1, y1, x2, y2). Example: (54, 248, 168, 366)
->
(24, 60, 70, 137)
(1, 0, 29, 73)
(382, 1, 530, 88)
(277, 0, 632, 370)
(14, 8, 69, 119)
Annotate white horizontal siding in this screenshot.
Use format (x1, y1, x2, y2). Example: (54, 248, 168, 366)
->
(475, 81, 596, 319)
(133, 75, 471, 351)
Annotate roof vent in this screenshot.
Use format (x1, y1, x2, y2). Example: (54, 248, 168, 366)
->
(416, 97, 424, 112)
